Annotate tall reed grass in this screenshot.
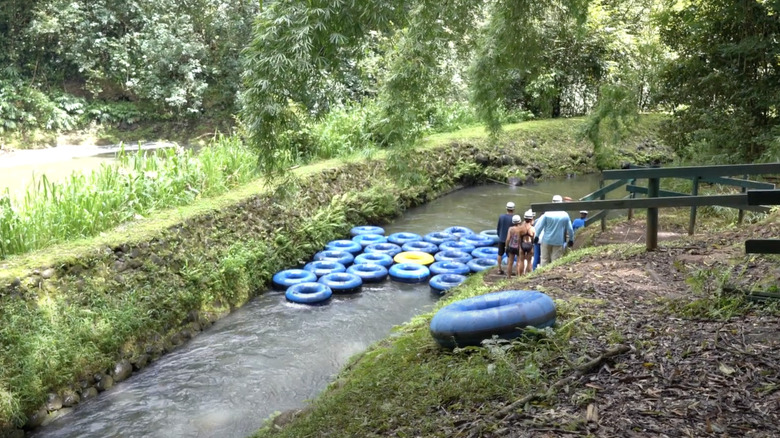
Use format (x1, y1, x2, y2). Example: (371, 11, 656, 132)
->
(0, 135, 257, 259)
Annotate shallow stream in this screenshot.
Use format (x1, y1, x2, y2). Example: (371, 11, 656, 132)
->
(31, 175, 605, 438)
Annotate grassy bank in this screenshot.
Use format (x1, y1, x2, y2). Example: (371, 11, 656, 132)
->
(0, 115, 669, 431)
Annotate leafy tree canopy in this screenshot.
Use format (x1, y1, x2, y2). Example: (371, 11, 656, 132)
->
(1, 0, 258, 116)
(656, 0, 780, 162)
(242, 0, 612, 174)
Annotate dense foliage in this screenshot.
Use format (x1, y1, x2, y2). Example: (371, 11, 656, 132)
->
(656, 0, 780, 162)
(242, 0, 674, 173)
(2, 0, 779, 165)
(0, 0, 257, 134)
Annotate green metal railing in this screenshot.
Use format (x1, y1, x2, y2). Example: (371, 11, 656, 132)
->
(531, 163, 780, 250)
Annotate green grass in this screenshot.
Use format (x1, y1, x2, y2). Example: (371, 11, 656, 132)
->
(0, 135, 257, 260)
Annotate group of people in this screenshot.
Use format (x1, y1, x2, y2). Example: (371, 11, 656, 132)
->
(495, 197, 588, 278)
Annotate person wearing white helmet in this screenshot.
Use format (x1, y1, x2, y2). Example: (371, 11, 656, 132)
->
(504, 214, 523, 277)
(495, 201, 516, 274)
(533, 194, 574, 266)
(517, 209, 536, 275)
(572, 210, 588, 234)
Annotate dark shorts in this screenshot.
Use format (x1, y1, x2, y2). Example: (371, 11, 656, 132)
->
(497, 242, 506, 256)
(520, 242, 534, 253)
(506, 246, 519, 256)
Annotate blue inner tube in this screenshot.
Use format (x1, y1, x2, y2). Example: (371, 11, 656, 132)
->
(352, 233, 388, 247)
(429, 274, 467, 295)
(303, 260, 347, 277)
(350, 225, 385, 237)
(423, 231, 456, 245)
(429, 261, 471, 276)
(325, 239, 363, 255)
(364, 242, 403, 258)
(318, 272, 363, 294)
(388, 263, 430, 283)
(429, 290, 557, 348)
(402, 241, 439, 254)
(353, 252, 394, 268)
(439, 240, 476, 254)
(434, 249, 473, 265)
(313, 250, 355, 266)
(347, 263, 389, 283)
(272, 269, 318, 290)
(471, 246, 498, 259)
(479, 229, 500, 244)
(461, 233, 497, 248)
(443, 226, 475, 240)
(387, 232, 423, 246)
(285, 282, 333, 304)
(467, 257, 497, 273)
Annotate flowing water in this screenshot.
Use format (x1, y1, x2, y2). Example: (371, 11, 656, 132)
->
(31, 175, 605, 438)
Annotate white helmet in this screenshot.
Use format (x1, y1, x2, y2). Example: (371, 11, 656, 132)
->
(512, 214, 522, 224)
(506, 201, 515, 210)
(524, 209, 534, 219)
(552, 195, 563, 203)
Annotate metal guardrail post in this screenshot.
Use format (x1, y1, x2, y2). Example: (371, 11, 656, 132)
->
(688, 176, 699, 235)
(647, 177, 660, 250)
(599, 179, 606, 232)
(738, 174, 747, 224)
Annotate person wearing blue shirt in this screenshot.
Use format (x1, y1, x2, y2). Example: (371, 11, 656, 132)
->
(533, 195, 574, 266)
(572, 210, 588, 234)
(495, 201, 516, 274)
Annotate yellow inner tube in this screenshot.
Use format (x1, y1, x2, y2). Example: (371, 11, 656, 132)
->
(394, 251, 435, 266)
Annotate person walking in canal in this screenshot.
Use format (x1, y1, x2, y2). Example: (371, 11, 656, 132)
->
(505, 214, 522, 277)
(495, 201, 516, 274)
(533, 195, 574, 266)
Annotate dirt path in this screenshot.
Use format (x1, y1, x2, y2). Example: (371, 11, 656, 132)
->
(472, 218, 780, 437)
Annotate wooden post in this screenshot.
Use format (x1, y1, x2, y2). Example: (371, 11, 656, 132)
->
(599, 179, 606, 232)
(628, 178, 636, 220)
(647, 177, 660, 250)
(688, 176, 699, 235)
(738, 174, 747, 224)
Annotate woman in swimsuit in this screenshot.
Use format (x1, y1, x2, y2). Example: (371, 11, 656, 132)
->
(505, 215, 523, 278)
(518, 210, 536, 275)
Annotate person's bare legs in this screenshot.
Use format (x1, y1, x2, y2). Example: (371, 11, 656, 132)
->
(524, 253, 533, 274)
(506, 253, 515, 277)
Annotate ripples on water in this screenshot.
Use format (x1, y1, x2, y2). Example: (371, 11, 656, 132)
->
(32, 177, 604, 438)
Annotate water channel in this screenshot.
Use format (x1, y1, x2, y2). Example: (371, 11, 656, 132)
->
(30, 175, 606, 438)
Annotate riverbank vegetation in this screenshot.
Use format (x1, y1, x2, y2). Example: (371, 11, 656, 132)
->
(0, 135, 256, 259)
(0, 113, 663, 262)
